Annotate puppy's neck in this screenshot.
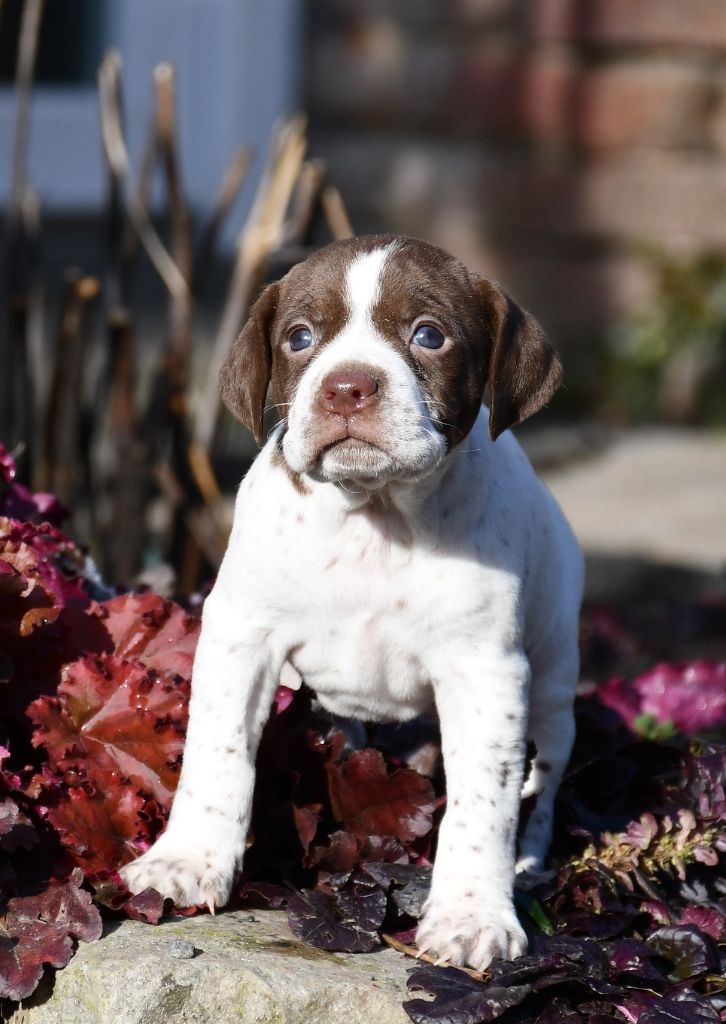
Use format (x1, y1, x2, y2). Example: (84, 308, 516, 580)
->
(270, 417, 493, 538)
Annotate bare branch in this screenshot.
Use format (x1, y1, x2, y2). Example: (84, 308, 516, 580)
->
(41, 270, 100, 501)
(195, 113, 308, 451)
(98, 51, 189, 303)
(192, 144, 253, 293)
(320, 182, 355, 241)
(283, 158, 326, 246)
(11, 0, 44, 202)
(153, 62, 192, 367)
(119, 117, 159, 283)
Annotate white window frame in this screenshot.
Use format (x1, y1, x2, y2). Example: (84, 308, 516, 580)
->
(0, 0, 300, 223)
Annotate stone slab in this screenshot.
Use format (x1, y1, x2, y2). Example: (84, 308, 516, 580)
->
(8, 910, 412, 1024)
(541, 428, 726, 574)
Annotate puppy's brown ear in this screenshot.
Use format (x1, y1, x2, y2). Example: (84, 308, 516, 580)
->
(219, 282, 279, 446)
(479, 278, 562, 441)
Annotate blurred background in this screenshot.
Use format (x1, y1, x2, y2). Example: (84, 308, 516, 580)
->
(0, 0, 724, 662)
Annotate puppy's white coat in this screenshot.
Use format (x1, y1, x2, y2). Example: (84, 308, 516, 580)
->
(122, 236, 583, 971)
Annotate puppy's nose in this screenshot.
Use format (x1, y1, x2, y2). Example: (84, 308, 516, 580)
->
(318, 371, 378, 416)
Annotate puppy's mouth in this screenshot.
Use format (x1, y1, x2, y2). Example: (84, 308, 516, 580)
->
(315, 434, 393, 478)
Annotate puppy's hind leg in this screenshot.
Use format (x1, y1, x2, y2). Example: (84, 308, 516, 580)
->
(516, 646, 579, 887)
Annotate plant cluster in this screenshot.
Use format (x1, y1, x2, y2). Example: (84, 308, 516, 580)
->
(609, 249, 726, 424)
(0, 442, 724, 1022)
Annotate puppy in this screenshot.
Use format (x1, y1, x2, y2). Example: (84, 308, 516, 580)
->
(121, 235, 583, 971)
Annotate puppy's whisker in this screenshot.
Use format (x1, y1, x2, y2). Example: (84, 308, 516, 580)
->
(263, 402, 292, 415)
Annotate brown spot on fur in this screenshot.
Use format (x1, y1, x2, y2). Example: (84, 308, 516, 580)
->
(270, 441, 311, 495)
(268, 249, 351, 411)
(371, 238, 489, 450)
(480, 277, 562, 440)
(219, 282, 280, 444)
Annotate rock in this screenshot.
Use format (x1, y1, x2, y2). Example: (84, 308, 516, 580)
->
(168, 938, 197, 960)
(8, 910, 411, 1024)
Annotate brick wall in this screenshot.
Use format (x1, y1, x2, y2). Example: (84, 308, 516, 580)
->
(306, 0, 726, 398)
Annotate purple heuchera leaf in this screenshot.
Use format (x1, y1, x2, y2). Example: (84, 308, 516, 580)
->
(598, 662, 726, 734)
(639, 989, 719, 1024)
(603, 937, 668, 984)
(677, 906, 725, 942)
(405, 965, 532, 1024)
(287, 872, 387, 953)
(646, 926, 719, 981)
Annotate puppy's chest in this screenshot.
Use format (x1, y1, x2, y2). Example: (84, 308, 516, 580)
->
(290, 518, 434, 690)
(256, 501, 495, 721)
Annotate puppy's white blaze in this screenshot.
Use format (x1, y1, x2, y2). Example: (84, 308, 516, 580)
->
(344, 244, 396, 333)
(282, 240, 446, 483)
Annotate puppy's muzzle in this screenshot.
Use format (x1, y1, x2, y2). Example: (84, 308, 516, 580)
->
(317, 370, 379, 418)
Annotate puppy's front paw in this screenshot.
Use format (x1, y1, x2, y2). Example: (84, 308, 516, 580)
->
(416, 897, 527, 972)
(120, 837, 237, 911)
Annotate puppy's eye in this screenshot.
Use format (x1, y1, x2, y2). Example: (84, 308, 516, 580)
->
(411, 324, 445, 350)
(289, 327, 314, 352)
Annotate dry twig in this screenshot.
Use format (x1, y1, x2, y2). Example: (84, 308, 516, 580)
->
(192, 145, 253, 294)
(1, 0, 44, 462)
(320, 182, 355, 241)
(98, 51, 189, 304)
(195, 114, 308, 452)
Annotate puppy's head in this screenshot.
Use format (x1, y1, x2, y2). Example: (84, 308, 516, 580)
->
(220, 235, 561, 486)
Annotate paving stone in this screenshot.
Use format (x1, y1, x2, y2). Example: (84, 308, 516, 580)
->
(541, 428, 726, 574)
(8, 910, 412, 1024)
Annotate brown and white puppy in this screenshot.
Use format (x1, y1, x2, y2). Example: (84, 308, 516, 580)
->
(122, 235, 583, 972)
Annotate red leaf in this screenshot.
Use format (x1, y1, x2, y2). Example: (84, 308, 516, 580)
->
(0, 869, 102, 1000)
(98, 593, 200, 681)
(312, 830, 361, 874)
(0, 920, 72, 1000)
(43, 773, 162, 872)
(28, 653, 189, 803)
(292, 803, 321, 856)
(11, 868, 102, 943)
(122, 887, 166, 924)
(326, 747, 436, 843)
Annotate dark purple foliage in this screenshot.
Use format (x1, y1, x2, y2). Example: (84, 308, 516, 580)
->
(639, 990, 720, 1024)
(646, 927, 720, 981)
(287, 872, 387, 952)
(405, 965, 533, 1024)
